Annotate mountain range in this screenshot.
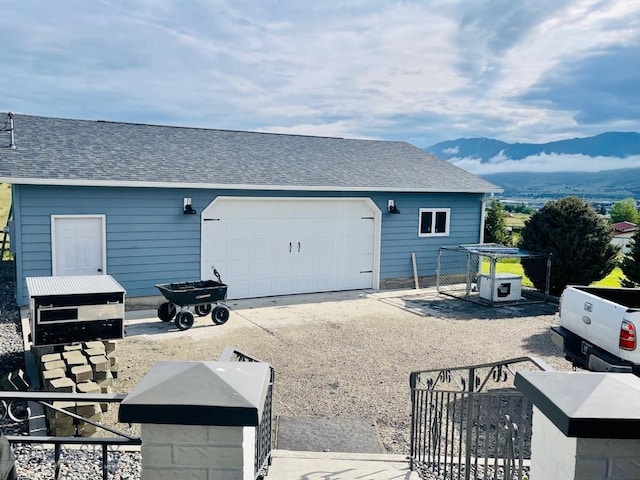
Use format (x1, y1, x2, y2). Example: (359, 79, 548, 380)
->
(428, 132, 640, 162)
(426, 132, 640, 201)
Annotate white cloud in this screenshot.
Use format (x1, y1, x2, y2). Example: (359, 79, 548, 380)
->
(442, 146, 460, 155)
(493, 0, 640, 97)
(257, 120, 375, 139)
(451, 153, 640, 175)
(0, 0, 639, 146)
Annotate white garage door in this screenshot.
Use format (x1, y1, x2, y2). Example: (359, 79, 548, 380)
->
(201, 197, 380, 299)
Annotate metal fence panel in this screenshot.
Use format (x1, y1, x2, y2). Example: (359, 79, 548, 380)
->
(436, 244, 551, 307)
(410, 357, 550, 480)
(1, 392, 140, 480)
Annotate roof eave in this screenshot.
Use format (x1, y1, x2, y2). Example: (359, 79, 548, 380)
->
(0, 177, 503, 194)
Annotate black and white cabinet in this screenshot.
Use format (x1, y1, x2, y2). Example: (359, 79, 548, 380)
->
(27, 275, 126, 346)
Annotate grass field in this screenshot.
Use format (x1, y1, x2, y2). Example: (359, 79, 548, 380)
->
(0, 183, 10, 229)
(484, 259, 626, 289)
(592, 267, 625, 287)
(505, 212, 529, 229)
(503, 213, 529, 246)
(0, 183, 11, 259)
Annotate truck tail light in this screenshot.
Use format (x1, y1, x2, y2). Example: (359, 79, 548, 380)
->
(619, 320, 636, 351)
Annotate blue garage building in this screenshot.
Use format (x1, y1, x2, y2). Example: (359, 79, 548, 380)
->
(0, 113, 501, 306)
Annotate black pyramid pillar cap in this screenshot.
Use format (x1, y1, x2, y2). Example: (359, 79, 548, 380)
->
(118, 361, 272, 426)
(516, 371, 640, 439)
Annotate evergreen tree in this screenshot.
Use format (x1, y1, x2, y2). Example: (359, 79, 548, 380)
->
(620, 229, 640, 287)
(519, 196, 619, 296)
(484, 200, 510, 245)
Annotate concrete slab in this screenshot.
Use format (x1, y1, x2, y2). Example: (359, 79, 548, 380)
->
(121, 289, 396, 340)
(276, 416, 384, 453)
(378, 290, 558, 320)
(119, 287, 558, 343)
(121, 288, 435, 341)
(268, 450, 420, 480)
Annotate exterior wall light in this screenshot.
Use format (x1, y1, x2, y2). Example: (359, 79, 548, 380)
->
(183, 198, 196, 215)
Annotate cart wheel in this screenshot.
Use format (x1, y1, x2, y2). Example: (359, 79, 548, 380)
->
(211, 305, 230, 325)
(194, 304, 212, 317)
(175, 311, 195, 331)
(158, 302, 177, 322)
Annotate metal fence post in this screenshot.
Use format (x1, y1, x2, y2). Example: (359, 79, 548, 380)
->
(464, 366, 475, 480)
(409, 372, 417, 471)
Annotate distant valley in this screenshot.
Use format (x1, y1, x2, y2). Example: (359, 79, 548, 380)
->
(426, 132, 640, 201)
(479, 168, 640, 201)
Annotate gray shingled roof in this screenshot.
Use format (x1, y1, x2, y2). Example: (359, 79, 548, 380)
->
(0, 113, 501, 193)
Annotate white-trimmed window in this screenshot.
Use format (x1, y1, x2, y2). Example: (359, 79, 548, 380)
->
(418, 208, 450, 237)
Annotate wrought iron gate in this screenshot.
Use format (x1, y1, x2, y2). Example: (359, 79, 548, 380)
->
(219, 346, 274, 479)
(409, 357, 550, 480)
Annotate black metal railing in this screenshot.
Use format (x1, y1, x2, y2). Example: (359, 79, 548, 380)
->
(409, 357, 551, 480)
(1, 392, 141, 480)
(1, 347, 273, 480)
(219, 346, 274, 479)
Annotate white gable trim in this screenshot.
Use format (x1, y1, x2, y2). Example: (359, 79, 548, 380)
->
(0, 177, 503, 194)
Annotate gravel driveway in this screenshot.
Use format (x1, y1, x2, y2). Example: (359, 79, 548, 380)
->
(115, 289, 570, 454)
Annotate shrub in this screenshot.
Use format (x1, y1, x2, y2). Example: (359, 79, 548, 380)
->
(519, 196, 619, 296)
(620, 229, 640, 288)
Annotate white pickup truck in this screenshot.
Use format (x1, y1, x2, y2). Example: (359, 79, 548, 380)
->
(551, 286, 640, 374)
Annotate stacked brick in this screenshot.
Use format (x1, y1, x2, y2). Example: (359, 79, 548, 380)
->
(33, 340, 119, 437)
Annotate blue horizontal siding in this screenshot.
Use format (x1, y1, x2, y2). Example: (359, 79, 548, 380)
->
(13, 185, 484, 305)
(21, 242, 51, 253)
(376, 192, 483, 279)
(109, 239, 197, 249)
(108, 254, 197, 266)
(20, 224, 50, 234)
(15, 184, 205, 304)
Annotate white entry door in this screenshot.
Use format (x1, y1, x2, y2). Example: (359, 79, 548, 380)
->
(51, 215, 106, 276)
(201, 197, 380, 299)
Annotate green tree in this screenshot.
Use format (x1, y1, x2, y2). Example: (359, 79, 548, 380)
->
(515, 204, 535, 215)
(610, 198, 640, 224)
(519, 196, 619, 296)
(484, 200, 510, 245)
(620, 229, 640, 287)
(504, 203, 534, 215)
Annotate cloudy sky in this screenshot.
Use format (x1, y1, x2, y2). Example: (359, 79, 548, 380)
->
(1, 0, 639, 172)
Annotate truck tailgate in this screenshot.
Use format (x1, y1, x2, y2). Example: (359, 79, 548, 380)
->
(560, 287, 640, 362)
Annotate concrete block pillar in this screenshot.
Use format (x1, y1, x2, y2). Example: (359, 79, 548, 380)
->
(119, 360, 272, 480)
(516, 371, 640, 480)
(138, 424, 255, 480)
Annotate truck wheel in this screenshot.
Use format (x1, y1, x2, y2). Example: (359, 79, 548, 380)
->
(175, 311, 195, 330)
(158, 302, 177, 322)
(194, 304, 212, 317)
(211, 305, 230, 325)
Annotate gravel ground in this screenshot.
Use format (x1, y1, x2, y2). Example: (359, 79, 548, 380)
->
(113, 290, 571, 454)
(0, 262, 23, 376)
(1, 260, 572, 478)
